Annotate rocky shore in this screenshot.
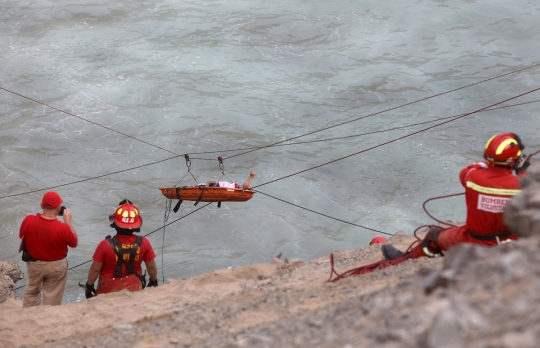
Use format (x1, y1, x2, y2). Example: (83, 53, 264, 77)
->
(0, 229, 537, 348)
(2, 164, 539, 348)
(0, 260, 24, 305)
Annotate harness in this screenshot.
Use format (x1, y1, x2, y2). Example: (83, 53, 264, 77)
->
(106, 235, 146, 289)
(467, 230, 513, 241)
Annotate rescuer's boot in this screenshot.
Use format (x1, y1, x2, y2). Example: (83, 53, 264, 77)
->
(410, 226, 445, 259)
(383, 226, 446, 260)
(381, 244, 404, 260)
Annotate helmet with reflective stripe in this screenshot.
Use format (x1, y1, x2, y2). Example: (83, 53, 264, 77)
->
(109, 202, 143, 230)
(483, 133, 523, 166)
(369, 237, 387, 245)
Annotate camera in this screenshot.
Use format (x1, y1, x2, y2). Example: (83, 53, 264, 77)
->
(58, 206, 66, 216)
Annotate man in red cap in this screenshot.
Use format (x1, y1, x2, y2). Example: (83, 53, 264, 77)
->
(19, 191, 78, 307)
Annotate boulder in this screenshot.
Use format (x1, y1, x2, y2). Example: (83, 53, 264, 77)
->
(504, 162, 540, 238)
(0, 260, 23, 304)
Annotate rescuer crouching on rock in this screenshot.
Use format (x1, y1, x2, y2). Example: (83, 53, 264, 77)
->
(382, 133, 532, 260)
(84, 200, 158, 298)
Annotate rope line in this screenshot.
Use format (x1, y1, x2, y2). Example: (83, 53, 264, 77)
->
(423, 192, 465, 226)
(224, 63, 540, 160)
(0, 155, 182, 200)
(253, 87, 540, 188)
(2, 99, 538, 202)
(2, 63, 539, 164)
(0, 86, 183, 157)
(12, 202, 212, 291)
(162, 198, 173, 284)
(257, 190, 391, 235)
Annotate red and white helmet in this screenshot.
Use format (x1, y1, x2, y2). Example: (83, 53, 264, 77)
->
(484, 133, 523, 166)
(369, 237, 388, 245)
(109, 202, 143, 230)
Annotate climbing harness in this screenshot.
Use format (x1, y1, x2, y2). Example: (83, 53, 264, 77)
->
(106, 235, 147, 289)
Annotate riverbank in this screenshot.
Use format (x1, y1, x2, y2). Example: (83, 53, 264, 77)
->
(2, 227, 540, 348)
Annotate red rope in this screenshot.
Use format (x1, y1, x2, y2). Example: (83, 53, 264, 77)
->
(326, 233, 425, 282)
(327, 252, 413, 282)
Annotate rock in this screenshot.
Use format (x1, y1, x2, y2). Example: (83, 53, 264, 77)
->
(443, 243, 487, 271)
(0, 260, 24, 284)
(0, 260, 24, 304)
(423, 268, 455, 295)
(420, 305, 463, 348)
(113, 324, 133, 330)
(501, 331, 536, 348)
(505, 163, 540, 238)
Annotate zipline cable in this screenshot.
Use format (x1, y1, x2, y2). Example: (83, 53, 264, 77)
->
(2, 63, 539, 164)
(0, 154, 182, 199)
(0, 86, 183, 157)
(257, 190, 391, 236)
(12, 202, 212, 291)
(224, 63, 540, 160)
(1, 98, 539, 201)
(422, 150, 540, 226)
(252, 87, 540, 189)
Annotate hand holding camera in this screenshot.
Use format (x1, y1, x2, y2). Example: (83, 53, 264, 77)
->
(58, 206, 72, 224)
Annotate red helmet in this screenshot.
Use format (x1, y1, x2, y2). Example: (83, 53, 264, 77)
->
(484, 133, 523, 166)
(369, 237, 387, 245)
(109, 203, 143, 230)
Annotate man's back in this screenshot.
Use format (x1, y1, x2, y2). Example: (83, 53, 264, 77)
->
(92, 234, 155, 278)
(19, 214, 77, 261)
(461, 164, 521, 235)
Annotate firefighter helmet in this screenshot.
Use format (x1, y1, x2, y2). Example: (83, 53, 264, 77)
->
(109, 202, 143, 230)
(483, 133, 523, 166)
(369, 236, 388, 245)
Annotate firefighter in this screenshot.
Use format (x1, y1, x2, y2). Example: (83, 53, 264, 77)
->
(84, 200, 158, 298)
(382, 133, 531, 260)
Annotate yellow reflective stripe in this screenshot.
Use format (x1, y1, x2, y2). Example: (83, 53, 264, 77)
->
(466, 181, 520, 196)
(496, 139, 518, 155)
(485, 135, 496, 150)
(422, 247, 441, 258)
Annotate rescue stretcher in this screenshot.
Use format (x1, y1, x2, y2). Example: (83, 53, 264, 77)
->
(159, 185, 256, 202)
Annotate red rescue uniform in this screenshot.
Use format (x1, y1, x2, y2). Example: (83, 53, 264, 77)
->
(92, 234, 156, 295)
(437, 162, 524, 250)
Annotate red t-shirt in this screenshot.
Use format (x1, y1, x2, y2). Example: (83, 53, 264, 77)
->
(92, 234, 156, 278)
(19, 214, 78, 261)
(459, 162, 524, 235)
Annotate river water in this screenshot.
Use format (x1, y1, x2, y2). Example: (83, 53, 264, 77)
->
(1, 0, 539, 303)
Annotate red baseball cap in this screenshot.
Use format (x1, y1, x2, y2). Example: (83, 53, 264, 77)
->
(41, 191, 63, 209)
(369, 236, 388, 245)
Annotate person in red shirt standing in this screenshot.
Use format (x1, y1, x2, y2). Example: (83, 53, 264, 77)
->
(19, 191, 78, 307)
(84, 200, 158, 298)
(382, 133, 531, 260)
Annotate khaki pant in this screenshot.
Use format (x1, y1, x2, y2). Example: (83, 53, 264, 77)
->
(23, 258, 68, 308)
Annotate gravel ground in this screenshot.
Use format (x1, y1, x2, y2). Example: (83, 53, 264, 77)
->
(11, 227, 540, 348)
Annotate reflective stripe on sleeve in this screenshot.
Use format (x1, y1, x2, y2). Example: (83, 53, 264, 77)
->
(466, 181, 521, 196)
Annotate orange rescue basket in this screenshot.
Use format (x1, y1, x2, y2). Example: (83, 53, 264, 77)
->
(160, 186, 255, 202)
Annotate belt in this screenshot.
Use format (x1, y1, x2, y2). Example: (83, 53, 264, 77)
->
(467, 230, 513, 241)
(32, 255, 67, 262)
